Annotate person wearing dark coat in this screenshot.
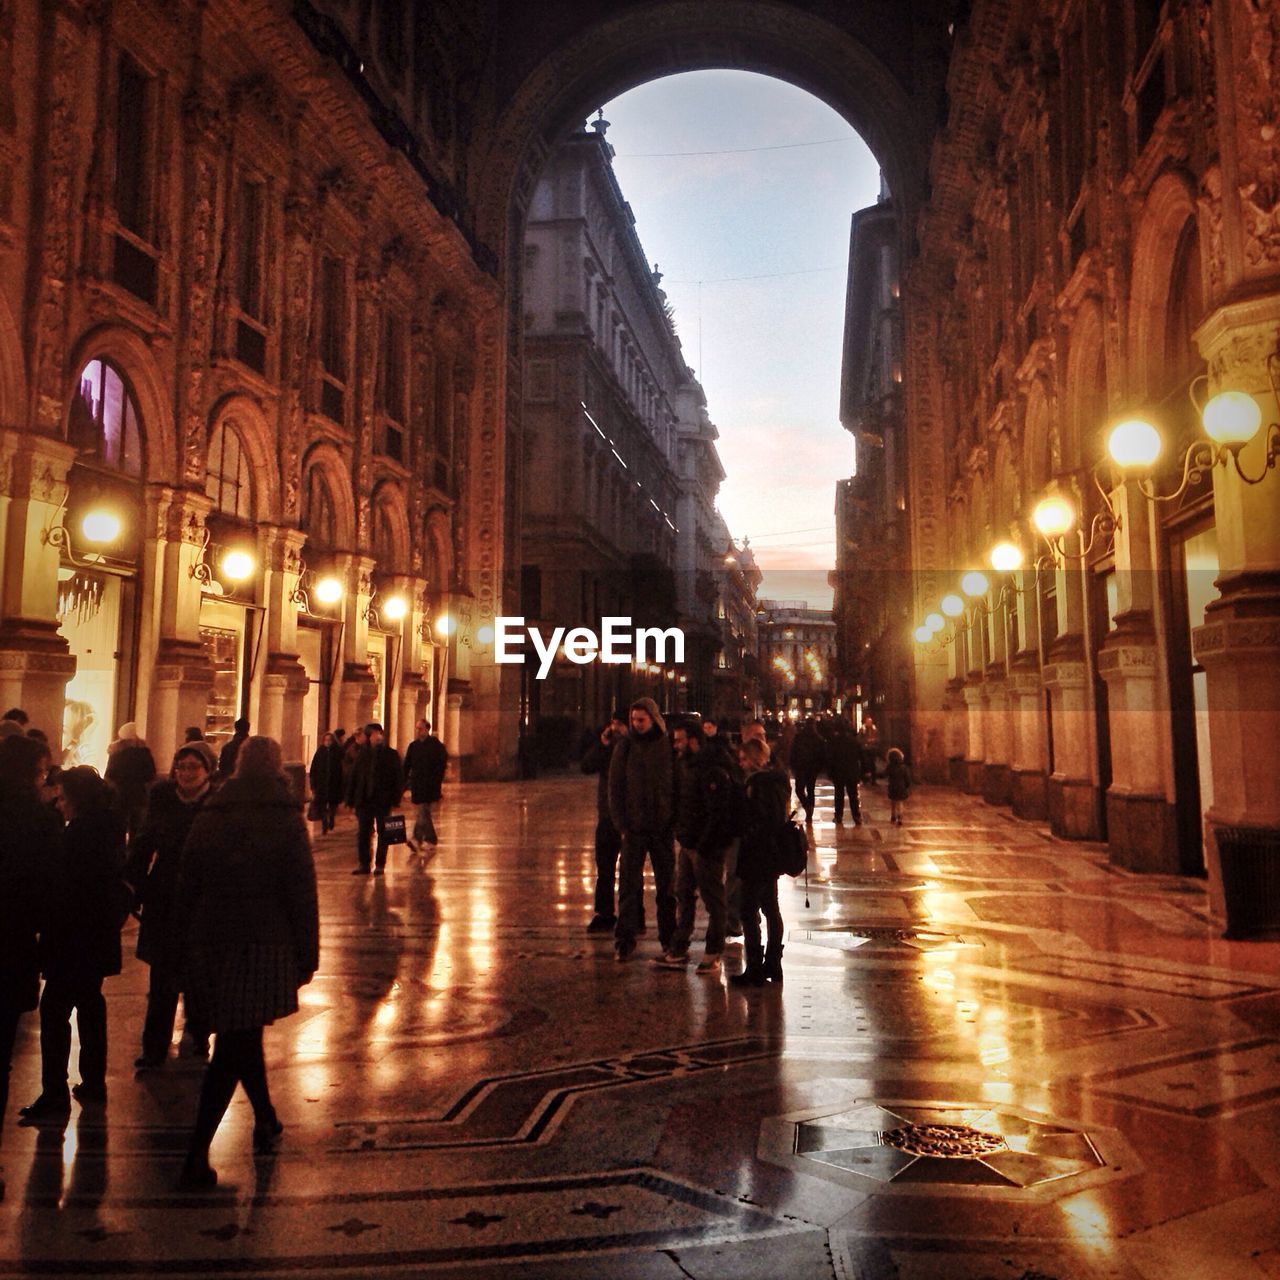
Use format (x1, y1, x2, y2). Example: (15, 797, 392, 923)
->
(104, 723, 157, 837)
(0, 738, 59, 1182)
(124, 741, 217, 1069)
(175, 736, 319, 1189)
(789, 720, 825, 822)
(218, 718, 250, 779)
(308, 731, 342, 833)
(729, 739, 790, 988)
(580, 709, 627, 934)
(885, 747, 912, 825)
(402, 720, 448, 850)
(607, 697, 675, 961)
(827, 721, 862, 826)
(344, 723, 404, 874)
(19, 767, 127, 1125)
(657, 722, 733, 973)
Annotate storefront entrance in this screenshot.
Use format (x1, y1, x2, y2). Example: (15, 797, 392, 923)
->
(58, 569, 131, 772)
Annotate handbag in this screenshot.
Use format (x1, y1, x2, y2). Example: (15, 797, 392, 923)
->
(773, 811, 809, 878)
(381, 812, 408, 846)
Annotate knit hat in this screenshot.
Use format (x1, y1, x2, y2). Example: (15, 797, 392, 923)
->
(117, 722, 139, 741)
(173, 740, 217, 774)
(629, 697, 666, 735)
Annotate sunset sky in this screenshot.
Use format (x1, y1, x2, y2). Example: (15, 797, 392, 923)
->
(598, 71, 883, 607)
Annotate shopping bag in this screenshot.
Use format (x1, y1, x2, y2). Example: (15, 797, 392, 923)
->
(382, 813, 408, 846)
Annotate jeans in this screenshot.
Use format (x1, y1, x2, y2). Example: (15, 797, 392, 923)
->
(615, 830, 675, 949)
(669, 844, 727, 957)
(722, 839, 743, 934)
(355, 806, 391, 869)
(412, 802, 438, 846)
(593, 816, 622, 918)
(740, 876, 783, 970)
(832, 774, 861, 824)
(40, 977, 106, 1099)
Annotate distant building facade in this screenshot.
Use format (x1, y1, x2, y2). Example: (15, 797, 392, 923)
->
(520, 120, 746, 738)
(832, 191, 912, 752)
(757, 600, 836, 716)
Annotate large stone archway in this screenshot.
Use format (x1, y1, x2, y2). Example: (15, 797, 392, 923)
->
(451, 1, 949, 774)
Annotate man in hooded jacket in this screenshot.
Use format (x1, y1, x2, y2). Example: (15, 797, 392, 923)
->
(607, 698, 674, 962)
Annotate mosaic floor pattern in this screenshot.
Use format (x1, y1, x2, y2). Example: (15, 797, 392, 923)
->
(0, 778, 1277, 1278)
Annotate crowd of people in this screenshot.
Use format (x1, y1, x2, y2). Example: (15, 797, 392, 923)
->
(582, 700, 912, 984)
(0, 696, 906, 1197)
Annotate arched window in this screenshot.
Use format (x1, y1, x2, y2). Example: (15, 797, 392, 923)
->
(67, 359, 143, 476)
(205, 423, 253, 520)
(301, 466, 336, 546)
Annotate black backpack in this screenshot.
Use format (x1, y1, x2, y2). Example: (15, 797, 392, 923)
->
(773, 810, 809, 877)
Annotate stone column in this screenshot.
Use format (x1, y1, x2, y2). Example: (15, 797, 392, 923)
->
(0, 431, 77, 744)
(944, 677, 967, 787)
(1042, 639, 1102, 838)
(1008, 565, 1047, 818)
(982, 671, 1013, 805)
(334, 553, 378, 734)
(962, 678, 986, 794)
(256, 525, 309, 764)
(142, 487, 216, 762)
(1098, 483, 1177, 870)
(382, 573, 429, 749)
(1191, 303, 1280, 928)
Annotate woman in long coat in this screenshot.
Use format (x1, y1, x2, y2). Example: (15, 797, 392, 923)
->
(20, 766, 127, 1123)
(176, 736, 319, 1189)
(307, 731, 342, 832)
(0, 738, 59, 1170)
(124, 740, 217, 1068)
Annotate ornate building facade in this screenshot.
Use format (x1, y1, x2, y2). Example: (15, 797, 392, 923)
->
(902, 0, 1280, 933)
(757, 600, 837, 717)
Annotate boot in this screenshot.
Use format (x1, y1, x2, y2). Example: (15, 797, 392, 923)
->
(763, 945, 784, 984)
(729, 945, 766, 988)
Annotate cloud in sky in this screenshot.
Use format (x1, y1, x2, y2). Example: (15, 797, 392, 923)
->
(599, 72, 882, 609)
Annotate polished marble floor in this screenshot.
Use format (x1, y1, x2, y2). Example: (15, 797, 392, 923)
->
(2, 777, 1278, 1278)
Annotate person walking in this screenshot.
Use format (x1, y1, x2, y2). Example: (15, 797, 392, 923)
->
(789, 719, 824, 823)
(174, 737, 318, 1189)
(885, 747, 912, 825)
(859, 716, 881, 787)
(19, 767, 128, 1125)
(308, 732, 342, 833)
(104, 722, 156, 838)
(729, 739, 790, 988)
(125, 741, 218, 1070)
(607, 698, 675, 962)
(402, 720, 448, 853)
(218, 718, 250, 779)
(580, 709, 627, 934)
(344, 723, 403, 875)
(655, 721, 733, 975)
(828, 719, 862, 826)
(0, 737, 59, 1191)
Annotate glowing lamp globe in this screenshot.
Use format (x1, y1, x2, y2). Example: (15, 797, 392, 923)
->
(81, 509, 121, 545)
(989, 540, 1023, 573)
(1107, 418, 1162, 469)
(914, 626, 933, 644)
(940, 593, 965, 618)
(314, 575, 343, 605)
(477, 623, 495, 645)
(381, 595, 408, 622)
(1202, 391, 1263, 447)
(961, 570, 990, 598)
(435, 613, 455, 637)
(925, 612, 945, 633)
(1033, 495, 1075, 539)
(220, 549, 255, 582)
